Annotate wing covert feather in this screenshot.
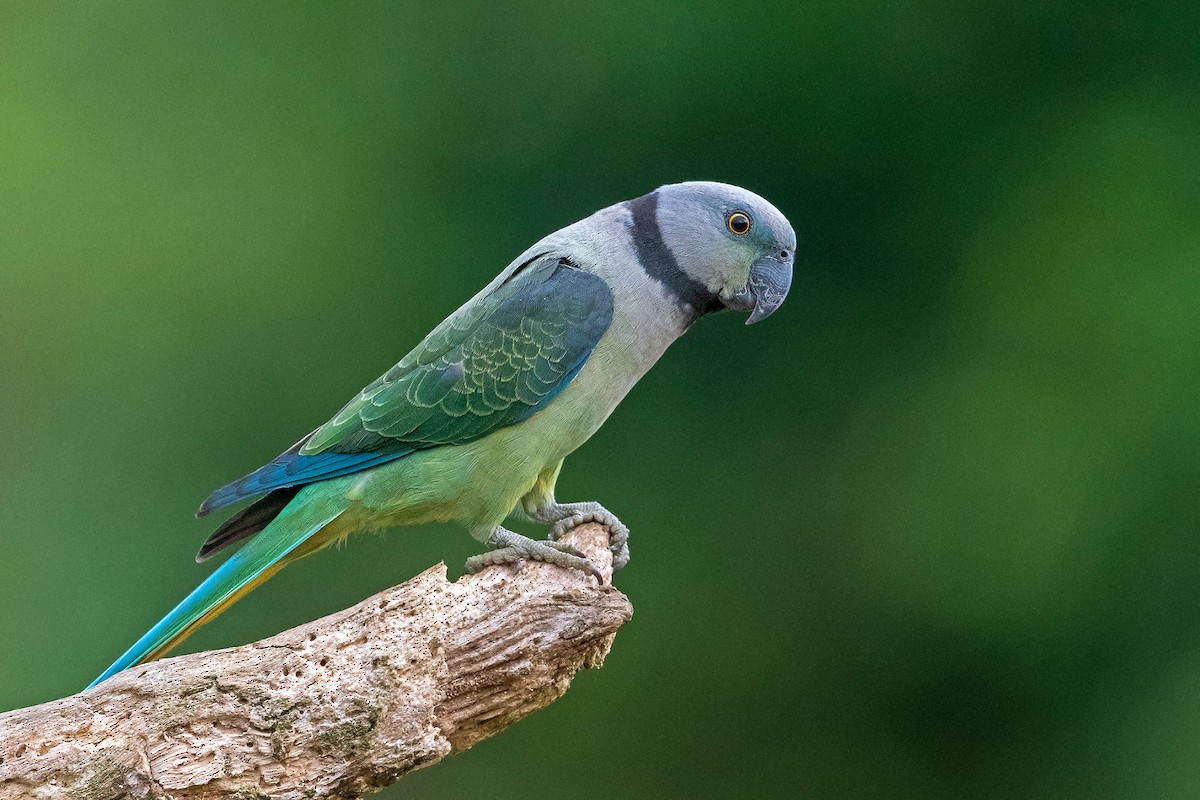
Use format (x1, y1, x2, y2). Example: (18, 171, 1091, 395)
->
(199, 256, 613, 515)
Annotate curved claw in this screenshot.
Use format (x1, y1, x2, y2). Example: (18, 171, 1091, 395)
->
(464, 526, 602, 582)
(543, 503, 630, 572)
(612, 543, 630, 571)
(545, 539, 587, 559)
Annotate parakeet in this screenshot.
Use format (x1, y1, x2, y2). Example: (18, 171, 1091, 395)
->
(88, 181, 795, 688)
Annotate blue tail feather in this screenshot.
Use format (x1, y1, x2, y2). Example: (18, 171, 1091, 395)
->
(87, 508, 342, 689)
(198, 449, 407, 516)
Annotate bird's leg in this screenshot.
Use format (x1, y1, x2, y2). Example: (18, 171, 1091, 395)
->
(527, 502, 630, 571)
(464, 525, 603, 582)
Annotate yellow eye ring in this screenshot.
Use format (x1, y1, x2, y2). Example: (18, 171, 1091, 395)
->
(727, 212, 751, 235)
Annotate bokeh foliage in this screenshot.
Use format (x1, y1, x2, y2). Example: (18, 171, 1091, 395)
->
(2, 4, 1198, 798)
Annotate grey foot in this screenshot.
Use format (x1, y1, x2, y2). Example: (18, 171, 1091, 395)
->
(530, 502, 630, 571)
(464, 526, 602, 582)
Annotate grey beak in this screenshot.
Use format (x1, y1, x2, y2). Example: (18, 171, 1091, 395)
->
(743, 256, 792, 324)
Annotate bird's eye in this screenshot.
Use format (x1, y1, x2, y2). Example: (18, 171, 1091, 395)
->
(726, 212, 751, 235)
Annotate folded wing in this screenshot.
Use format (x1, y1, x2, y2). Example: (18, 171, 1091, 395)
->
(198, 255, 613, 523)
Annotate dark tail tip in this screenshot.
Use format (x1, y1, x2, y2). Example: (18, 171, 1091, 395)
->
(196, 487, 232, 518)
(196, 486, 302, 562)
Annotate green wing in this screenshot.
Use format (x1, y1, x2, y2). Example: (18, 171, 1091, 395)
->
(199, 254, 614, 515)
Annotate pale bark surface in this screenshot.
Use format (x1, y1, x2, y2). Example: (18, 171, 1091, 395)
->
(0, 524, 631, 799)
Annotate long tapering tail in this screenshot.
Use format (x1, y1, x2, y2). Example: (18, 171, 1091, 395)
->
(87, 505, 344, 689)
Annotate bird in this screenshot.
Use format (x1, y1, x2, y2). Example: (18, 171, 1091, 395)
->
(88, 181, 795, 688)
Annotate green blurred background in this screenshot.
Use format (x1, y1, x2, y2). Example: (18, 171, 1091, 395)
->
(2, 3, 1198, 798)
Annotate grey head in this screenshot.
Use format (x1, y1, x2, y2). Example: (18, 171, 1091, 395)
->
(625, 181, 796, 324)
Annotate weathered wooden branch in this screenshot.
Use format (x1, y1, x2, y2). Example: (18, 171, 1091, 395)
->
(0, 524, 631, 799)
